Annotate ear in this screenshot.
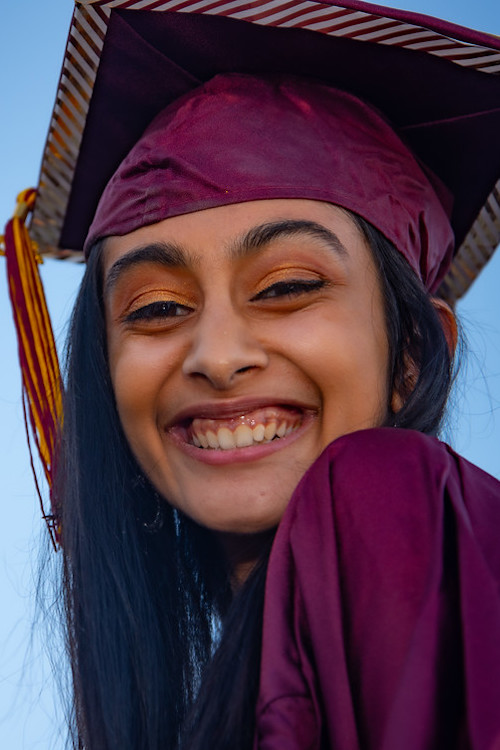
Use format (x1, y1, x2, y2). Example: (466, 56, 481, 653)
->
(390, 297, 457, 416)
(430, 297, 458, 358)
(391, 357, 419, 414)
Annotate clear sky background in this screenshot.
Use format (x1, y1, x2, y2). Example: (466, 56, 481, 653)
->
(0, 1, 499, 747)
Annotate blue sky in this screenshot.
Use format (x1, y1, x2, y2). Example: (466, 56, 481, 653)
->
(1, 1, 499, 747)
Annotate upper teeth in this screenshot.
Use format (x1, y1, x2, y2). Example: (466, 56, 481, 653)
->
(191, 418, 298, 450)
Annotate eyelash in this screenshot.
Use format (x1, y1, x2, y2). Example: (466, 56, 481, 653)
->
(124, 278, 326, 323)
(125, 300, 191, 322)
(252, 278, 327, 300)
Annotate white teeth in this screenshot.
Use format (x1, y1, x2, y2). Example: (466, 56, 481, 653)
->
(218, 427, 236, 450)
(235, 424, 254, 447)
(252, 424, 265, 442)
(190, 415, 302, 449)
(264, 421, 277, 440)
(277, 421, 287, 438)
(206, 430, 218, 449)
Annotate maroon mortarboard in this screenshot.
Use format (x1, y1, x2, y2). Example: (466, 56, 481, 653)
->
(86, 74, 454, 292)
(30, 0, 500, 302)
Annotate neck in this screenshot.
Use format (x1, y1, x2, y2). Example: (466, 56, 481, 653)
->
(216, 529, 275, 589)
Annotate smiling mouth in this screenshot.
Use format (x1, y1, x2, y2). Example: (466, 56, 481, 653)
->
(184, 407, 304, 450)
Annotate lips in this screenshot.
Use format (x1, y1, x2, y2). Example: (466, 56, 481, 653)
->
(170, 405, 306, 451)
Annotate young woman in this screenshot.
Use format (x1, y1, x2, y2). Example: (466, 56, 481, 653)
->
(52, 72, 500, 749)
(4, 3, 500, 750)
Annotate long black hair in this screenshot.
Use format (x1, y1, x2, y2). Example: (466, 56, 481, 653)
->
(353, 215, 454, 435)
(53, 218, 455, 749)
(55, 241, 233, 749)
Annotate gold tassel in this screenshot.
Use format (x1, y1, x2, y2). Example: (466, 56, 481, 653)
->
(1, 189, 63, 549)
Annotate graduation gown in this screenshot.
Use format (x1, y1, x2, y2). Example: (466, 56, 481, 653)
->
(254, 428, 500, 750)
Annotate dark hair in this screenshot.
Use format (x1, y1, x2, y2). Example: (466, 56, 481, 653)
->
(55, 243, 233, 748)
(54, 220, 454, 749)
(353, 215, 454, 435)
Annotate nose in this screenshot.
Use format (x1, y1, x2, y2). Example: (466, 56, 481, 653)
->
(182, 302, 269, 389)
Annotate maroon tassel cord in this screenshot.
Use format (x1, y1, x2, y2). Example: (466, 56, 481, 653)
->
(1, 189, 63, 549)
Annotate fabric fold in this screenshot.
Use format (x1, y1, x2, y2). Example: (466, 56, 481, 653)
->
(255, 428, 500, 749)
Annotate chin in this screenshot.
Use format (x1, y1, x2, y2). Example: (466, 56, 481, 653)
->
(165, 480, 295, 535)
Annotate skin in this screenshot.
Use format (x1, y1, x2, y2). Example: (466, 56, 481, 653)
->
(104, 199, 393, 550)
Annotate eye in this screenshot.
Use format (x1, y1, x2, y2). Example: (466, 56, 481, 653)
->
(252, 278, 326, 301)
(125, 300, 192, 323)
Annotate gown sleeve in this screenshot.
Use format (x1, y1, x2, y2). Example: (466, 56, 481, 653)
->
(254, 428, 500, 750)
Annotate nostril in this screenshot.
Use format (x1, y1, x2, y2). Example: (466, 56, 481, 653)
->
(182, 326, 269, 387)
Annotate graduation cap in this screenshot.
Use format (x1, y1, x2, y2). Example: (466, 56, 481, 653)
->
(3, 0, 500, 545)
(30, 0, 500, 299)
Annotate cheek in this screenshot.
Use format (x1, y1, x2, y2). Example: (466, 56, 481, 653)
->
(111, 366, 151, 457)
(285, 307, 388, 379)
(284, 307, 389, 425)
(107, 339, 165, 441)
(348, 328, 390, 424)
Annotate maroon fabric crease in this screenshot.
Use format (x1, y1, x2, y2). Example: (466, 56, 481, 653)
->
(86, 74, 454, 291)
(61, 9, 500, 262)
(255, 428, 500, 750)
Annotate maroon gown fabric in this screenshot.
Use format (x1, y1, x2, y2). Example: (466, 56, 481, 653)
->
(254, 428, 500, 750)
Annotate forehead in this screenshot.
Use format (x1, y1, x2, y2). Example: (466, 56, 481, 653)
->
(102, 198, 370, 273)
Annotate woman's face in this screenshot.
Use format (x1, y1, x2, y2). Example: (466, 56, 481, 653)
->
(104, 199, 390, 533)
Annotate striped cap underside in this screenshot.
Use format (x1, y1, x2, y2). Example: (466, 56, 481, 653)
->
(30, 0, 500, 302)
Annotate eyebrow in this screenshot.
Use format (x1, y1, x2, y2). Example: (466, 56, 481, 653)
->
(104, 219, 348, 295)
(104, 240, 187, 296)
(233, 219, 348, 260)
